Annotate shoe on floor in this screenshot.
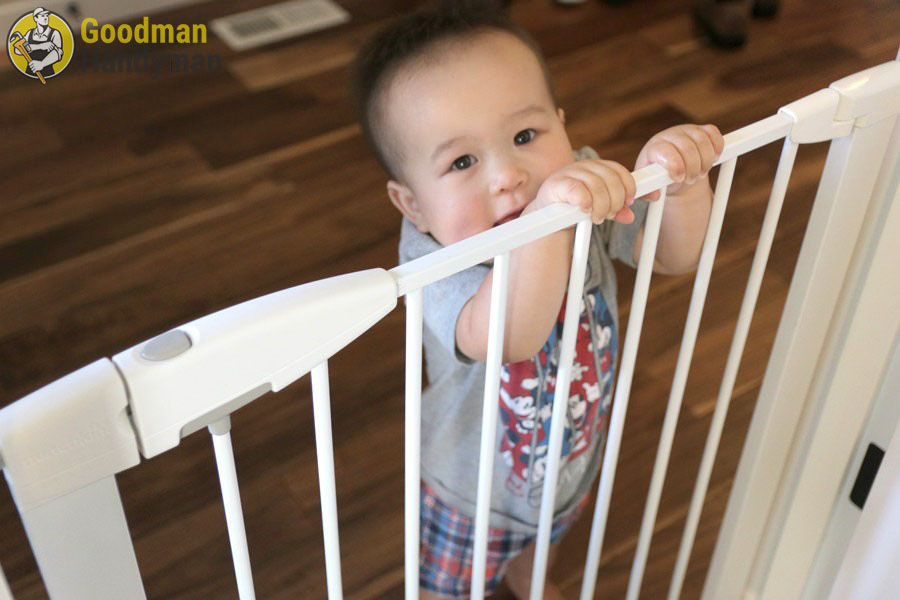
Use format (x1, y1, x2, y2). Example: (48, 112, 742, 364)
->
(752, 0, 780, 18)
(693, 0, 747, 49)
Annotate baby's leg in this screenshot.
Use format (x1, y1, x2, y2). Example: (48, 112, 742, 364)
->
(503, 540, 564, 600)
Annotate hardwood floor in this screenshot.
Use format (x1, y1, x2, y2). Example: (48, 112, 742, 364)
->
(1, 0, 898, 598)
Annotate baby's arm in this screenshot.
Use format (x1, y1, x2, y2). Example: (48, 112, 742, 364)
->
(632, 124, 725, 274)
(456, 160, 636, 363)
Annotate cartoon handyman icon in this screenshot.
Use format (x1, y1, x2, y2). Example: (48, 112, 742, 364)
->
(7, 7, 74, 84)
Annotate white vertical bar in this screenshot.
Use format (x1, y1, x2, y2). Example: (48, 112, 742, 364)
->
(529, 220, 593, 600)
(404, 289, 423, 600)
(580, 193, 666, 600)
(209, 416, 256, 600)
(471, 253, 510, 600)
(311, 361, 344, 600)
(15, 475, 146, 599)
(0, 563, 11, 600)
(0, 457, 10, 600)
(625, 159, 738, 600)
(671, 139, 798, 600)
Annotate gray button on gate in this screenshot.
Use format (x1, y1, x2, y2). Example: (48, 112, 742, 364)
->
(140, 330, 192, 361)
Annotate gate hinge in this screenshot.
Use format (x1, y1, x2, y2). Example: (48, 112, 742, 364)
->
(779, 88, 853, 144)
(779, 58, 900, 143)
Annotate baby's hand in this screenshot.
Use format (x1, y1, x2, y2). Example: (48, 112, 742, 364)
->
(635, 124, 724, 201)
(532, 159, 636, 224)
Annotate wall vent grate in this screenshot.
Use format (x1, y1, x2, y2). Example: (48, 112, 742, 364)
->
(210, 0, 350, 52)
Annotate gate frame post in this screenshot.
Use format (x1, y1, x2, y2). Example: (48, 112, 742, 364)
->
(0, 359, 145, 599)
(703, 57, 900, 600)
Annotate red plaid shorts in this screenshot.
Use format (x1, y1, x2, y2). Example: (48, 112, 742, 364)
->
(419, 481, 589, 597)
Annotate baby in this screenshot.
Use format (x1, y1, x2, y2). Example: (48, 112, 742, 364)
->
(352, 2, 723, 598)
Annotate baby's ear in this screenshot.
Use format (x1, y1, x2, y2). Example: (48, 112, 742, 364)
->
(387, 180, 428, 232)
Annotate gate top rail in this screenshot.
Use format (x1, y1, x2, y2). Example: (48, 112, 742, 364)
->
(1, 56, 899, 513)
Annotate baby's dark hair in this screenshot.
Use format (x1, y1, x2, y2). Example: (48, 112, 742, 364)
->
(351, 0, 556, 180)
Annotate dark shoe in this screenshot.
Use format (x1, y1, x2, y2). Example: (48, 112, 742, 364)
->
(693, 0, 747, 49)
(752, 0, 779, 18)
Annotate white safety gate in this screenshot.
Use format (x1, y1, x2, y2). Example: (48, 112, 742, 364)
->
(1, 56, 898, 600)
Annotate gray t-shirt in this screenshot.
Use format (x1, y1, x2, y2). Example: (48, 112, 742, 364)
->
(398, 147, 648, 533)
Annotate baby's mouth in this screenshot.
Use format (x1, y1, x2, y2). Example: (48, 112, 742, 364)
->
(494, 209, 524, 227)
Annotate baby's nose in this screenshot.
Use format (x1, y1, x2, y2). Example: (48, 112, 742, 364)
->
(490, 162, 527, 196)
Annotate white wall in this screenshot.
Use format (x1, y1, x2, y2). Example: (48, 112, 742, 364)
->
(804, 333, 900, 598)
(827, 409, 900, 599)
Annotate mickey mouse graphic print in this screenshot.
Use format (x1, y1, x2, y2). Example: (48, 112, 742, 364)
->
(498, 286, 616, 507)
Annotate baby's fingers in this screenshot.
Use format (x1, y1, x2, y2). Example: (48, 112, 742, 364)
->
(683, 126, 720, 175)
(613, 205, 635, 224)
(603, 160, 637, 206)
(555, 176, 594, 213)
(564, 161, 635, 223)
(637, 189, 662, 203)
(570, 170, 614, 224)
(702, 124, 725, 156)
(648, 139, 688, 183)
(585, 160, 636, 217)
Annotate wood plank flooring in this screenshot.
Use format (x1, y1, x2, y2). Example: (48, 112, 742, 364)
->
(1, 0, 898, 598)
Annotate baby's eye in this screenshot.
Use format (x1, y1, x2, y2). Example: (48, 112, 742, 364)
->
(514, 129, 536, 145)
(451, 155, 476, 171)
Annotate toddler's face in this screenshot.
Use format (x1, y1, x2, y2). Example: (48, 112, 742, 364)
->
(383, 32, 574, 246)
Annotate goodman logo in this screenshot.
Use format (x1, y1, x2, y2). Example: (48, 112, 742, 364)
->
(7, 10, 221, 82)
(6, 7, 75, 84)
(80, 15, 207, 44)
(78, 15, 221, 80)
